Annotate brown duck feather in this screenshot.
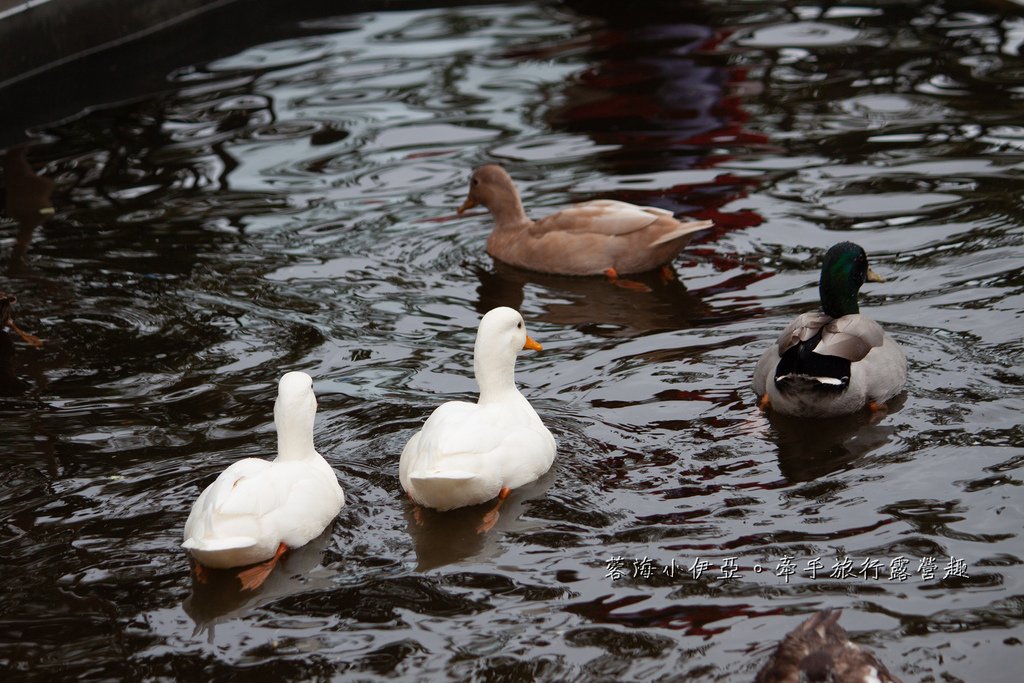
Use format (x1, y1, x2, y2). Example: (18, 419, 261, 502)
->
(755, 609, 902, 683)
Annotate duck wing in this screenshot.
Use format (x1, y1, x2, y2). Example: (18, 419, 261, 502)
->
(182, 458, 278, 548)
(764, 312, 889, 391)
(773, 312, 831, 352)
(407, 401, 507, 473)
(753, 314, 826, 395)
(774, 312, 885, 361)
(402, 398, 553, 483)
(817, 314, 886, 362)
(531, 200, 668, 237)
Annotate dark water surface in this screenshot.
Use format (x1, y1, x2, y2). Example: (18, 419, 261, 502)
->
(2, 1, 1022, 679)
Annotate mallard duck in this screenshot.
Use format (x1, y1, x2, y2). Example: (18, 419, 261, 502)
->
(182, 371, 345, 589)
(752, 242, 906, 417)
(755, 609, 902, 683)
(399, 307, 556, 529)
(457, 164, 713, 279)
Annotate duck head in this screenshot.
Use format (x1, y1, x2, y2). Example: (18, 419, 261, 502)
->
(473, 307, 541, 400)
(274, 371, 318, 458)
(818, 242, 885, 318)
(458, 165, 529, 226)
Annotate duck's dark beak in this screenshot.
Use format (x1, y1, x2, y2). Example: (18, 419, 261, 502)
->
(458, 197, 477, 215)
(866, 266, 885, 283)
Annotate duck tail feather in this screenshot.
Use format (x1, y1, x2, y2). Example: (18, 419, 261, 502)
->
(410, 470, 478, 482)
(182, 536, 257, 552)
(649, 219, 713, 246)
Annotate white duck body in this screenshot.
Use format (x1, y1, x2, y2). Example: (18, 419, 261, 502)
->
(399, 307, 556, 511)
(182, 371, 345, 569)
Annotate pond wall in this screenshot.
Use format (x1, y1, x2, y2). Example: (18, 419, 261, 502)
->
(0, 0, 480, 148)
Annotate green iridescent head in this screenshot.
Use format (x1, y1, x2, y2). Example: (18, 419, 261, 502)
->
(818, 242, 884, 318)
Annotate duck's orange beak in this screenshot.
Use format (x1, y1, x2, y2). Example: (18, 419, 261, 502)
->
(458, 197, 477, 215)
(523, 335, 542, 352)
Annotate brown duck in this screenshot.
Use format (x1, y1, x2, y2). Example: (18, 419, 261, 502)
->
(755, 609, 902, 683)
(458, 164, 713, 279)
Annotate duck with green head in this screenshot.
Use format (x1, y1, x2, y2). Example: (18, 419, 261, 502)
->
(752, 242, 907, 417)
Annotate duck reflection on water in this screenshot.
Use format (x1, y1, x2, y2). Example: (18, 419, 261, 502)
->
(1, 148, 51, 395)
(766, 395, 906, 483)
(183, 526, 336, 639)
(474, 261, 712, 338)
(473, 255, 772, 339)
(403, 471, 555, 572)
(3, 148, 54, 276)
(538, 4, 767, 240)
(0, 306, 23, 395)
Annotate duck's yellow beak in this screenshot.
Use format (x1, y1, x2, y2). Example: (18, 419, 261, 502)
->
(458, 197, 477, 215)
(523, 335, 542, 352)
(866, 266, 885, 283)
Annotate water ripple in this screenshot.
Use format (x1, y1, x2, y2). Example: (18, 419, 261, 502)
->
(1, 1, 1022, 681)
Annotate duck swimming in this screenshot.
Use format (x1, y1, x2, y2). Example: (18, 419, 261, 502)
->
(458, 164, 713, 280)
(182, 371, 345, 589)
(753, 242, 907, 417)
(755, 609, 902, 683)
(399, 307, 555, 530)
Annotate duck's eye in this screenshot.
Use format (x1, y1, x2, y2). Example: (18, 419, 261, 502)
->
(472, 178, 479, 186)
(517, 321, 523, 329)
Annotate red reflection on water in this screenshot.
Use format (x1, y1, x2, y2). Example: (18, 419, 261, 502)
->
(518, 17, 767, 234)
(567, 594, 778, 637)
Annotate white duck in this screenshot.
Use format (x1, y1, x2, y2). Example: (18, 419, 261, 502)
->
(182, 371, 345, 589)
(399, 307, 556, 528)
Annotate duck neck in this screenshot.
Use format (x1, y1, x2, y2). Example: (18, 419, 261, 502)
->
(275, 409, 317, 460)
(488, 188, 531, 230)
(819, 244, 868, 318)
(819, 272, 861, 318)
(474, 343, 520, 403)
